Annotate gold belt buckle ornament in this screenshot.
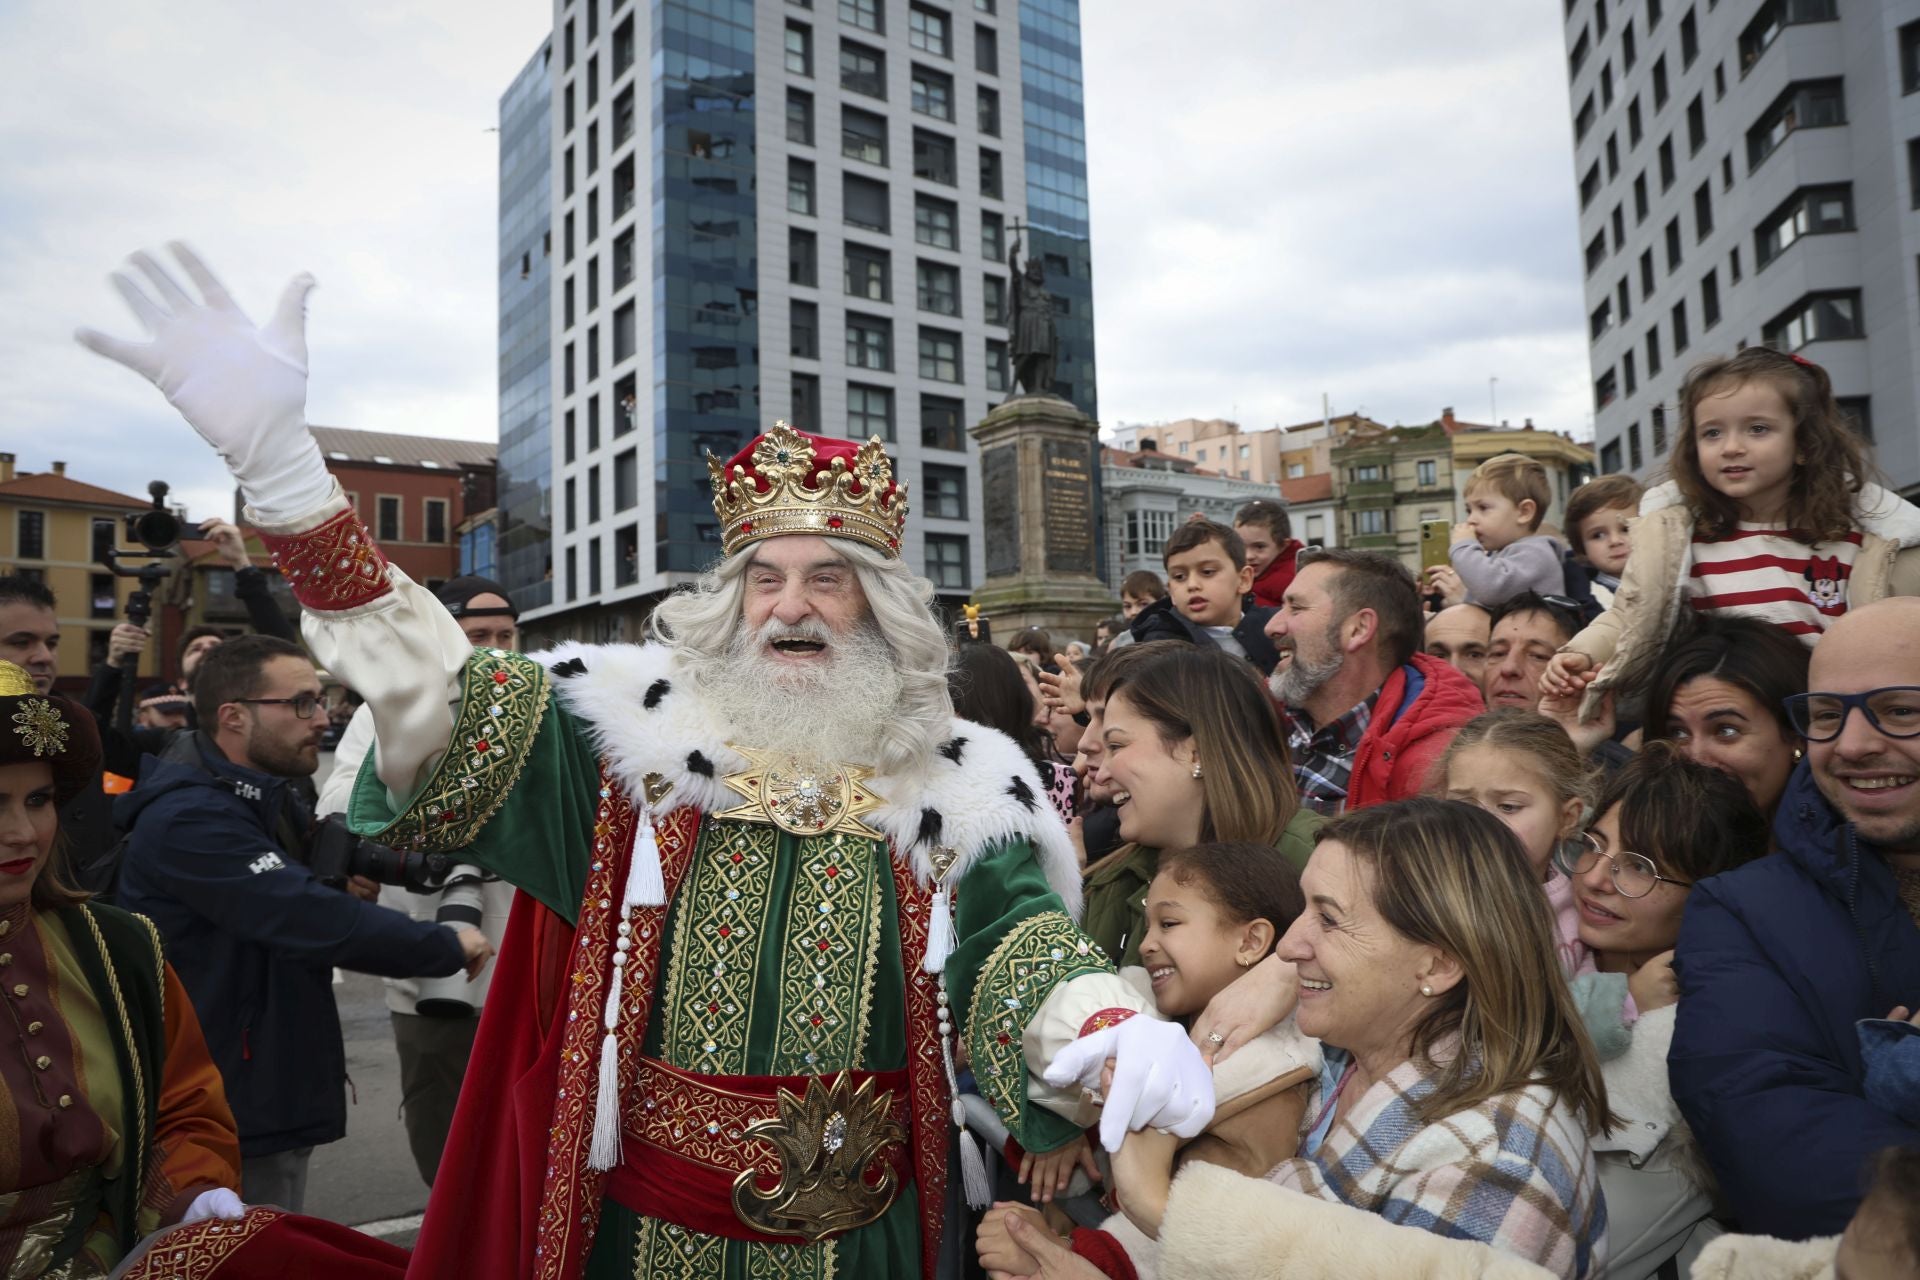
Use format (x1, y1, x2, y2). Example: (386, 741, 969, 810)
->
(730, 1071, 907, 1242)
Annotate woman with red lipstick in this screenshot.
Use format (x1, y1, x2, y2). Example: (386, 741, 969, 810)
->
(1557, 744, 1770, 1279)
(0, 660, 244, 1275)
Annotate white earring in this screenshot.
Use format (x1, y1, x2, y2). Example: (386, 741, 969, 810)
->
(1420, 983, 1434, 997)
(1191, 762, 1202, 780)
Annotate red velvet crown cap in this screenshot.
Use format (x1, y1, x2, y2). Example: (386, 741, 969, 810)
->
(707, 423, 909, 558)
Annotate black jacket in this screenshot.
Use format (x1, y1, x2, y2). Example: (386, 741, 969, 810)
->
(1126, 595, 1281, 675)
(114, 733, 463, 1158)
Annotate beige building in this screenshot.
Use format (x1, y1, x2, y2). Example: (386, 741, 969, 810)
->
(1446, 414, 1596, 539)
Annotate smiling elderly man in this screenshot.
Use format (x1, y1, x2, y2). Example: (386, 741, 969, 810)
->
(77, 244, 1209, 1280)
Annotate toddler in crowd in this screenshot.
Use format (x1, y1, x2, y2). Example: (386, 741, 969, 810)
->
(1122, 520, 1280, 676)
(978, 841, 1318, 1278)
(1442, 452, 1566, 607)
(1546, 349, 1920, 706)
(1692, 1146, 1920, 1280)
(1563, 473, 1643, 613)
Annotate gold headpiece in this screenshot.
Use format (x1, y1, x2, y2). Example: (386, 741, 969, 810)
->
(0, 663, 31, 697)
(707, 422, 909, 559)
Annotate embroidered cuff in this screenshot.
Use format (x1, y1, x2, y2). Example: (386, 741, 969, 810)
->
(1078, 1008, 1137, 1038)
(967, 911, 1110, 1142)
(259, 506, 391, 611)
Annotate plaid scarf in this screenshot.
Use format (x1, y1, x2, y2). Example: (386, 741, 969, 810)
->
(1284, 692, 1376, 816)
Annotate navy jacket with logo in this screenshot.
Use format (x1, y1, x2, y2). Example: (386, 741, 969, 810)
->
(115, 733, 463, 1158)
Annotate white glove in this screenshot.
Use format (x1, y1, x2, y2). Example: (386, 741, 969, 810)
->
(1044, 1016, 1216, 1154)
(182, 1186, 247, 1223)
(75, 243, 332, 522)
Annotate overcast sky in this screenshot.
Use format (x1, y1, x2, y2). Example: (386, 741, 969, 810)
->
(0, 0, 1589, 525)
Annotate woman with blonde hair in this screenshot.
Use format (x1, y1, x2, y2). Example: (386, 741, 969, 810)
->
(1015, 798, 1611, 1280)
(1082, 646, 1317, 965)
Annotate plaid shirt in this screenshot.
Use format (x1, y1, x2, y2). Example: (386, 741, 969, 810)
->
(1284, 692, 1377, 816)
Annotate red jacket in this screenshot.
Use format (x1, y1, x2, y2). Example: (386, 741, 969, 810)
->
(1247, 540, 1304, 609)
(1345, 653, 1485, 809)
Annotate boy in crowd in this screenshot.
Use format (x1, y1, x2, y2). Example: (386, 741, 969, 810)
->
(1120, 570, 1166, 619)
(1126, 520, 1279, 675)
(1444, 452, 1565, 607)
(1563, 473, 1642, 612)
(1233, 498, 1303, 608)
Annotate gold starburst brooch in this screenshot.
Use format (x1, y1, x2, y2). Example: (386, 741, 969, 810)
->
(10, 700, 69, 758)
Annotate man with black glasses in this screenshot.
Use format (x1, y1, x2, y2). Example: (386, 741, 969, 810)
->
(1670, 597, 1920, 1241)
(117, 634, 493, 1212)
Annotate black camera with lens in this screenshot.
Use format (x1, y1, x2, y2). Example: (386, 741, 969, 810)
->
(123, 482, 182, 552)
(303, 816, 453, 895)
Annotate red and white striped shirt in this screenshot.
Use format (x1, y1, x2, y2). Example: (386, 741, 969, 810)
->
(1687, 524, 1863, 643)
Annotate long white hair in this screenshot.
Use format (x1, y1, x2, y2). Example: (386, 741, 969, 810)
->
(649, 539, 954, 778)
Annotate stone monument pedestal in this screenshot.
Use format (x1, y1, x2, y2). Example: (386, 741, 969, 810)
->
(969, 394, 1116, 644)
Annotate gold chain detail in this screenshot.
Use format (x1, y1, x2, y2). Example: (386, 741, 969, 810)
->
(81, 906, 148, 1213)
(770, 833, 885, 1074)
(660, 822, 778, 1072)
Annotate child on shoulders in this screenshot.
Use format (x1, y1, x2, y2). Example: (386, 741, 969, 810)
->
(1443, 453, 1566, 607)
(1564, 473, 1643, 614)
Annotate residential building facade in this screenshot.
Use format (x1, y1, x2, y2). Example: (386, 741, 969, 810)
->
(1565, 0, 1920, 490)
(306, 428, 497, 592)
(1332, 422, 1458, 570)
(1100, 445, 1284, 584)
(524, 0, 1097, 639)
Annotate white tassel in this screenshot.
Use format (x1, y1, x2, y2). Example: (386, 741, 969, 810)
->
(922, 886, 954, 973)
(587, 1029, 623, 1171)
(952, 1099, 994, 1208)
(628, 810, 665, 907)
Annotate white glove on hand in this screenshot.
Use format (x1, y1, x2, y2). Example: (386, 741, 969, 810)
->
(182, 1186, 247, 1223)
(75, 243, 332, 522)
(1044, 1016, 1216, 1154)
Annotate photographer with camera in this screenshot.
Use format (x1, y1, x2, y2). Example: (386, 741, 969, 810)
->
(114, 634, 493, 1213)
(315, 575, 517, 1188)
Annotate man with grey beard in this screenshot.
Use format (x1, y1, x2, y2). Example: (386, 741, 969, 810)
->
(77, 244, 1215, 1280)
(1262, 547, 1483, 814)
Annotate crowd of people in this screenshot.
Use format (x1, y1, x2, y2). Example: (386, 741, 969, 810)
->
(1, 240, 1915, 1278)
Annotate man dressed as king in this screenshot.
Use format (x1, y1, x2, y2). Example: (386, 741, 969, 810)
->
(75, 245, 1217, 1279)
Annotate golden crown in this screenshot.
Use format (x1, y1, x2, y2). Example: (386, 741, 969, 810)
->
(707, 423, 910, 559)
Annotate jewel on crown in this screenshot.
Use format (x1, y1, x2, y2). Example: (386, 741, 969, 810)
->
(706, 422, 910, 559)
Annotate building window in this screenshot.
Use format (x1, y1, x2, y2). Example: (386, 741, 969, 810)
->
(975, 22, 997, 74)
(1763, 291, 1863, 350)
(1837, 396, 1873, 440)
(924, 463, 966, 518)
(1595, 368, 1619, 411)
(377, 496, 403, 542)
(911, 65, 953, 121)
(1911, 139, 1920, 210)
(848, 384, 894, 440)
(979, 147, 1002, 200)
(1694, 182, 1713, 240)
(847, 313, 893, 371)
(1575, 94, 1596, 142)
(1748, 80, 1845, 171)
(1600, 439, 1622, 474)
(980, 212, 1003, 260)
(90, 517, 115, 564)
(1569, 27, 1590, 77)
(15, 511, 44, 560)
(1639, 248, 1655, 299)
(787, 90, 814, 145)
(977, 86, 1000, 136)
(845, 241, 891, 301)
(1665, 217, 1683, 273)
(908, 5, 950, 57)
(1755, 184, 1854, 268)
(615, 524, 638, 588)
(922, 395, 965, 450)
(1354, 509, 1390, 536)
(1687, 94, 1706, 154)
(925, 534, 968, 589)
(913, 128, 956, 185)
(1671, 300, 1690, 354)
(613, 302, 636, 362)
(788, 158, 816, 216)
(1350, 464, 1382, 483)
(985, 338, 1008, 393)
(983, 273, 1006, 324)
(88, 572, 116, 619)
(565, 546, 577, 602)
(1627, 96, 1642, 146)
(786, 21, 813, 76)
(792, 373, 821, 433)
(1680, 6, 1698, 65)
(915, 195, 957, 249)
(1590, 298, 1613, 340)
(1741, 0, 1838, 74)
(564, 477, 577, 534)
(1629, 421, 1644, 470)
(587, 393, 602, 450)
(588, 465, 602, 524)
(791, 300, 819, 359)
(840, 39, 886, 99)
(564, 411, 576, 465)
(614, 229, 635, 288)
(919, 328, 961, 382)
(1579, 162, 1600, 210)
(1624, 349, 1638, 396)
(1416, 459, 1437, 487)
(1658, 137, 1675, 191)
(613, 449, 638, 513)
(1702, 269, 1721, 329)
(790, 227, 818, 287)
(917, 260, 960, 315)
(1617, 275, 1632, 323)
(615, 375, 637, 435)
(843, 174, 890, 232)
(424, 499, 448, 544)
(1904, 20, 1920, 94)
(842, 106, 887, 165)
(1585, 232, 1606, 276)
(1647, 323, 1663, 376)
(1730, 244, 1743, 283)
(1652, 55, 1668, 109)
(1652, 405, 1668, 453)
(840, 0, 882, 33)
(589, 536, 602, 595)
(1124, 509, 1178, 558)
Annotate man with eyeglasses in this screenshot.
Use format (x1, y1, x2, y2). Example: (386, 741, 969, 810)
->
(116, 634, 494, 1213)
(1669, 598, 1920, 1242)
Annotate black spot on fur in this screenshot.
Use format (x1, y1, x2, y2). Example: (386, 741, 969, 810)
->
(552, 657, 588, 679)
(917, 808, 944, 847)
(687, 750, 714, 777)
(938, 737, 968, 765)
(644, 679, 670, 709)
(1007, 775, 1037, 812)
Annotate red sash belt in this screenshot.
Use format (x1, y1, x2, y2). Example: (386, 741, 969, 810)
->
(604, 1055, 913, 1244)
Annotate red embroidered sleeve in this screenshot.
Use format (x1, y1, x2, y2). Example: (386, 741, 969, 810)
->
(1078, 1008, 1137, 1038)
(258, 506, 392, 611)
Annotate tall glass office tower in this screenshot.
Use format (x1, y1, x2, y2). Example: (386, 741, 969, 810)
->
(522, 0, 1098, 633)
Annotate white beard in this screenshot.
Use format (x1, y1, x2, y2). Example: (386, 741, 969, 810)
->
(694, 617, 905, 767)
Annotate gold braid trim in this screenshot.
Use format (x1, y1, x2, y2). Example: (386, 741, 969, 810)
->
(81, 906, 149, 1212)
(362, 648, 549, 853)
(964, 911, 1109, 1139)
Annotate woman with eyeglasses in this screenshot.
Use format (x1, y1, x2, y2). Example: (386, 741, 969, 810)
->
(1561, 742, 1770, 1280)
